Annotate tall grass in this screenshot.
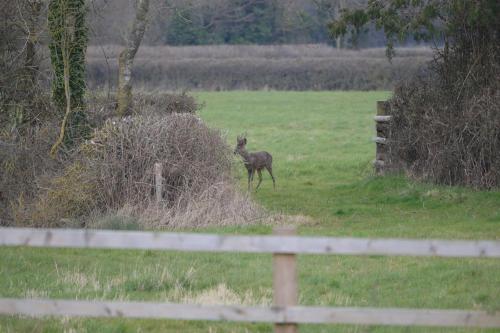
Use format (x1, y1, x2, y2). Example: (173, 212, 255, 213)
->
(86, 44, 432, 91)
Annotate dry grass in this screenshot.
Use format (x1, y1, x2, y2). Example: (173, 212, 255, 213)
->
(86, 44, 432, 91)
(24, 264, 271, 306)
(181, 283, 272, 306)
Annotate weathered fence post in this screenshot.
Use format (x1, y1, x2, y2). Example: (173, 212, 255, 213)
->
(154, 162, 163, 204)
(273, 226, 298, 333)
(373, 101, 392, 175)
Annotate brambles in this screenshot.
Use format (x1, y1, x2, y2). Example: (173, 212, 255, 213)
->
(389, 71, 500, 188)
(1, 94, 262, 228)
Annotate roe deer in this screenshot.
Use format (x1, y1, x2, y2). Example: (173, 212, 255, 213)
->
(234, 135, 276, 191)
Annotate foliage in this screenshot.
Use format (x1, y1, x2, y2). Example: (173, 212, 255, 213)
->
(330, 0, 500, 188)
(48, 0, 89, 143)
(164, 0, 282, 45)
(329, 0, 499, 59)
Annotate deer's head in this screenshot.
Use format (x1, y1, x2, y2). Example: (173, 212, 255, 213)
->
(234, 135, 247, 155)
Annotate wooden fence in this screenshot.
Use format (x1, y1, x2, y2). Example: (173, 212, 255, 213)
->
(1, 226, 499, 332)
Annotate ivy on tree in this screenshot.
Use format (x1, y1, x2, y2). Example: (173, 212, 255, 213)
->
(48, 0, 89, 152)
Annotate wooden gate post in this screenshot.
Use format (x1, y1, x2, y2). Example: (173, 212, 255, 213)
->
(154, 163, 163, 204)
(273, 226, 298, 333)
(373, 101, 392, 175)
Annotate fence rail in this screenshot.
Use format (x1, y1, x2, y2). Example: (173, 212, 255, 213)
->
(1, 227, 499, 257)
(1, 299, 499, 328)
(0, 226, 499, 331)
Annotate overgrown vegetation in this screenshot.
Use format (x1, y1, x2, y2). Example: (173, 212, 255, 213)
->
(1, 93, 261, 228)
(86, 45, 432, 91)
(0, 0, 48, 131)
(331, 0, 500, 188)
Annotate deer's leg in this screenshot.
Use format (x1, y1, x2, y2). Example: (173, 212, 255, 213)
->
(247, 169, 253, 191)
(266, 166, 276, 190)
(256, 169, 263, 190)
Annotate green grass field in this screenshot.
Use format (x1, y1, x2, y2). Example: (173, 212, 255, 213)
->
(1, 91, 499, 332)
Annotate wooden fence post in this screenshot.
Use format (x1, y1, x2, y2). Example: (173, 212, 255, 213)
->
(154, 163, 163, 204)
(273, 226, 298, 333)
(373, 101, 392, 175)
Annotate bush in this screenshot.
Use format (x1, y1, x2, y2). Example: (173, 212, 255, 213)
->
(82, 113, 262, 227)
(389, 74, 500, 188)
(29, 163, 97, 227)
(330, 0, 500, 188)
(1, 92, 259, 228)
(0, 121, 62, 226)
(86, 114, 230, 209)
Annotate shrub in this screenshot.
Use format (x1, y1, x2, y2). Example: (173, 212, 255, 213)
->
(0, 121, 62, 226)
(85, 113, 230, 209)
(385, 1, 500, 188)
(82, 113, 262, 227)
(389, 74, 500, 188)
(1, 91, 257, 228)
(29, 163, 97, 227)
(329, 0, 500, 188)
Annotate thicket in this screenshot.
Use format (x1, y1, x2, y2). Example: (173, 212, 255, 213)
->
(333, 0, 500, 188)
(1, 94, 262, 228)
(86, 45, 432, 91)
(0, 0, 48, 131)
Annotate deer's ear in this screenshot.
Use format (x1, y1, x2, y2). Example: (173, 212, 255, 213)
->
(243, 138, 247, 144)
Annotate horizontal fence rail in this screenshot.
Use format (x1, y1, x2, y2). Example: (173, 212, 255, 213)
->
(1, 227, 499, 258)
(372, 136, 388, 145)
(0, 299, 499, 328)
(374, 115, 392, 123)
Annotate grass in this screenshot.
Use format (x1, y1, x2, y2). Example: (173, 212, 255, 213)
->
(1, 91, 499, 332)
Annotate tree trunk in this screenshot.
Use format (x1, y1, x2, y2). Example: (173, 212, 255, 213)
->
(335, 0, 346, 49)
(116, 0, 150, 117)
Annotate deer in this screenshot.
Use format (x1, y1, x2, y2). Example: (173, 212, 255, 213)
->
(234, 135, 276, 191)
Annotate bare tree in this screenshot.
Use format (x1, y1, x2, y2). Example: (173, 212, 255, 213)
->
(116, 0, 150, 117)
